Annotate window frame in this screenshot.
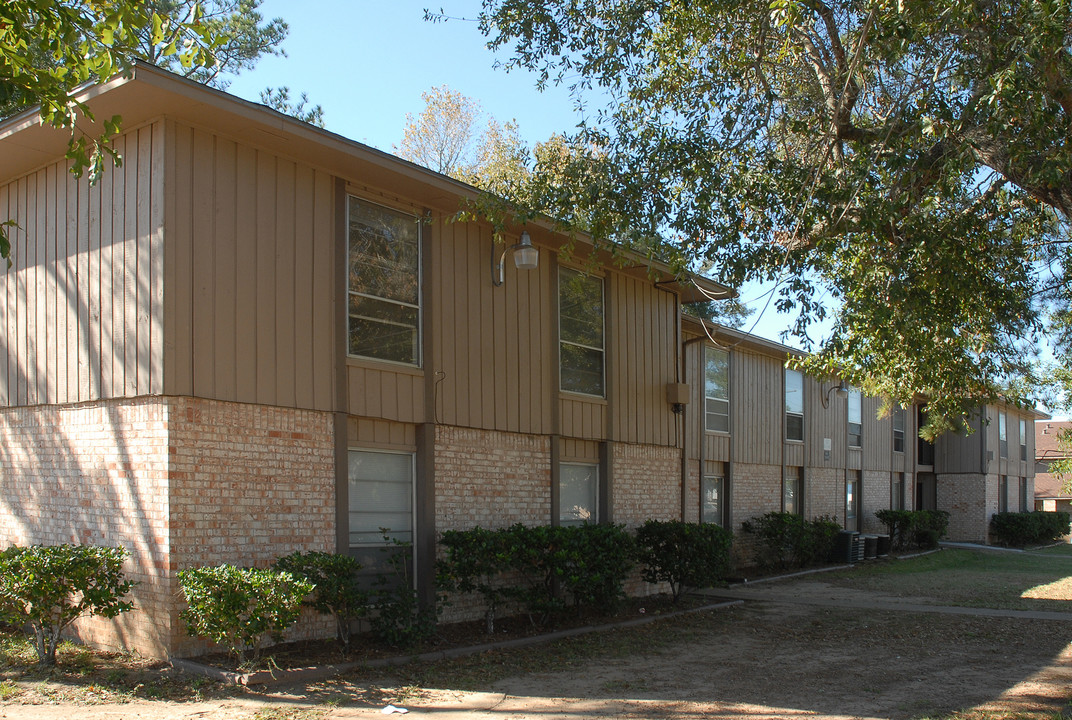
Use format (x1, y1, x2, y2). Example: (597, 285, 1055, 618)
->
(892, 406, 906, 453)
(346, 447, 416, 582)
(1019, 418, 1027, 462)
(346, 196, 423, 367)
(847, 388, 862, 448)
(891, 472, 905, 511)
(702, 472, 726, 526)
(558, 267, 606, 397)
(704, 346, 730, 433)
(998, 411, 1008, 459)
(559, 462, 600, 526)
(846, 471, 860, 529)
(785, 369, 804, 442)
(783, 467, 802, 515)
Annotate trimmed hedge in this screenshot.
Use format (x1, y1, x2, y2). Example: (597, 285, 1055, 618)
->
(741, 512, 841, 570)
(635, 520, 733, 601)
(990, 511, 1071, 547)
(874, 510, 950, 550)
(439, 521, 730, 631)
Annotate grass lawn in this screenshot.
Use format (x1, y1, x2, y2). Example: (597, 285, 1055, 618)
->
(819, 546, 1072, 611)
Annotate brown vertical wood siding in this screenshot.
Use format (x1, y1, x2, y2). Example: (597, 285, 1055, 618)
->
(0, 123, 164, 406)
(165, 121, 335, 411)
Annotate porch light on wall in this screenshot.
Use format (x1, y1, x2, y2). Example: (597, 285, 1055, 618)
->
(492, 231, 539, 286)
(821, 380, 849, 409)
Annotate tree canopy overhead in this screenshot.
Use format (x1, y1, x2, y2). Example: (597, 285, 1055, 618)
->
(466, 0, 1072, 432)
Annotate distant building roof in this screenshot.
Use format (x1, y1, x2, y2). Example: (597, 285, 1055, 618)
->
(1036, 421, 1072, 461)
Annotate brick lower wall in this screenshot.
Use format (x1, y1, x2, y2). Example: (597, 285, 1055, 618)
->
(434, 426, 552, 531)
(167, 397, 336, 656)
(862, 470, 891, 534)
(612, 443, 681, 528)
(939, 473, 988, 543)
(806, 467, 843, 522)
(0, 396, 336, 658)
(0, 398, 173, 655)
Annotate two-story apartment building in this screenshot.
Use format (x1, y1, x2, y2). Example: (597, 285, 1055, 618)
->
(0, 64, 1037, 658)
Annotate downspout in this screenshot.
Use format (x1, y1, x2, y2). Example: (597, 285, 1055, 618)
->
(656, 282, 688, 520)
(683, 335, 708, 522)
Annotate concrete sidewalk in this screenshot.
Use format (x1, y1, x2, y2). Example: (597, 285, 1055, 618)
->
(698, 585, 1072, 621)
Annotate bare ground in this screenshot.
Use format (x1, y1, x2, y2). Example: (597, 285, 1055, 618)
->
(3, 579, 1072, 720)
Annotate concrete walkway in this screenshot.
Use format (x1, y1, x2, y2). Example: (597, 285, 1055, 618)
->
(697, 585, 1072, 622)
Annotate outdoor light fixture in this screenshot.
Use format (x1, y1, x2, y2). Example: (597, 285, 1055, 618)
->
(492, 230, 539, 286)
(821, 379, 849, 409)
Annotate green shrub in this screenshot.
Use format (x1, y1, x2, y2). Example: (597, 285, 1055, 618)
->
(635, 520, 732, 601)
(875, 509, 950, 550)
(990, 511, 1071, 547)
(552, 524, 636, 612)
(439, 524, 637, 630)
(178, 565, 313, 665)
(367, 538, 437, 647)
(437, 527, 512, 633)
(741, 513, 841, 570)
(498, 524, 567, 624)
(0, 544, 137, 667)
(273, 551, 366, 651)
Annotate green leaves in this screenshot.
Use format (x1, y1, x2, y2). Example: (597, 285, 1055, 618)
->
(178, 565, 313, 665)
(0, 544, 137, 667)
(635, 520, 732, 602)
(474, 0, 1072, 427)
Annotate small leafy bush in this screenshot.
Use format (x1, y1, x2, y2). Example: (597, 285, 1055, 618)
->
(990, 511, 1071, 547)
(875, 509, 950, 550)
(273, 551, 366, 651)
(0, 544, 137, 667)
(552, 523, 636, 611)
(438, 527, 511, 633)
(178, 565, 313, 665)
(635, 520, 732, 601)
(367, 538, 437, 647)
(742, 513, 841, 570)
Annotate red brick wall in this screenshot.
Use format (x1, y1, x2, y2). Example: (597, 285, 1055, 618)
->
(612, 443, 681, 527)
(167, 398, 336, 654)
(939, 473, 989, 542)
(434, 426, 551, 531)
(0, 397, 336, 658)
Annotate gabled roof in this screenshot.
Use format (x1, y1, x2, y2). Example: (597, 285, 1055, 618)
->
(1036, 421, 1072, 460)
(0, 62, 732, 304)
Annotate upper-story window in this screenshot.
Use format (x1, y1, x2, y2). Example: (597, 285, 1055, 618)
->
(998, 411, 1008, 459)
(848, 388, 862, 448)
(892, 406, 906, 453)
(705, 347, 729, 433)
(347, 197, 421, 365)
(558, 267, 605, 396)
(1019, 418, 1027, 461)
(785, 368, 804, 441)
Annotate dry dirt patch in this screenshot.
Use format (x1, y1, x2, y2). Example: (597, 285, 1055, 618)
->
(3, 585, 1072, 719)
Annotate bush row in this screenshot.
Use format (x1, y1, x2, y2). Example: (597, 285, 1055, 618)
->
(989, 511, 1071, 547)
(740, 512, 841, 570)
(437, 520, 733, 633)
(874, 510, 950, 550)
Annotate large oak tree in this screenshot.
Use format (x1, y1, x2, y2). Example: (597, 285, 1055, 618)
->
(466, 0, 1072, 431)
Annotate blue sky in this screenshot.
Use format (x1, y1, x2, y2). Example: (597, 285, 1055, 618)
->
(223, 1, 814, 349)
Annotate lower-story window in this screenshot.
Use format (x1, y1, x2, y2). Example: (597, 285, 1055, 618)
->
(846, 471, 860, 529)
(892, 472, 905, 511)
(348, 449, 414, 575)
(702, 472, 725, 526)
(999, 476, 1009, 513)
(1019, 477, 1028, 512)
(783, 467, 802, 515)
(560, 463, 599, 525)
